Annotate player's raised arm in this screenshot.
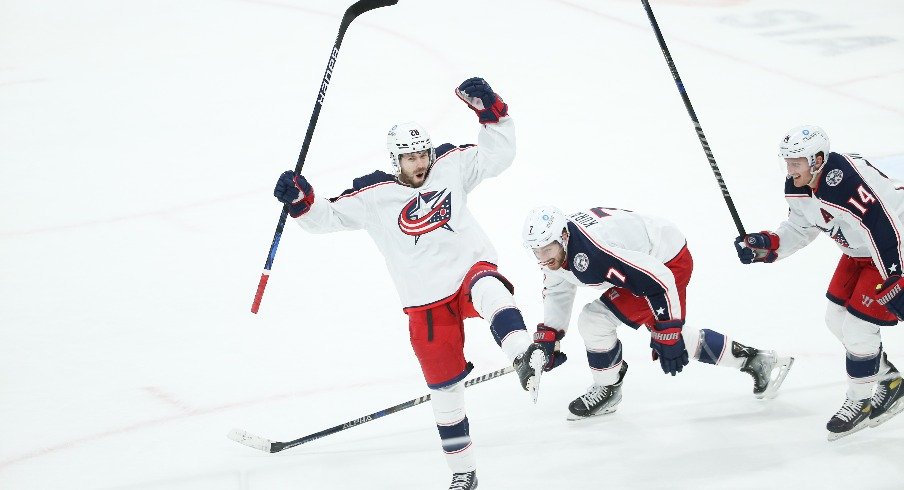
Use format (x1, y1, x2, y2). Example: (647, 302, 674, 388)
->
(453, 77, 515, 190)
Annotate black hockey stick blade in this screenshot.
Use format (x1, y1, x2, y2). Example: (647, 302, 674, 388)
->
(228, 366, 514, 453)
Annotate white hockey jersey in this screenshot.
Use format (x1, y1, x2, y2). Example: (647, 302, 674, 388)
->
(541, 207, 687, 331)
(294, 117, 515, 310)
(773, 152, 904, 279)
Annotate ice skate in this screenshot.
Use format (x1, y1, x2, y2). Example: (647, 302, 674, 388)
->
(869, 354, 904, 428)
(567, 361, 629, 421)
(733, 342, 794, 399)
(449, 470, 477, 490)
(514, 343, 548, 403)
(826, 397, 872, 441)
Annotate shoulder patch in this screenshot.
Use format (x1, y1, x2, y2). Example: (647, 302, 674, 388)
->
(435, 143, 476, 160)
(330, 170, 395, 202)
(825, 168, 843, 186)
(435, 143, 455, 159)
(573, 253, 589, 272)
(814, 152, 862, 202)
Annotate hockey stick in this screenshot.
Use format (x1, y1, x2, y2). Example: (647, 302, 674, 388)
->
(251, 0, 399, 314)
(228, 366, 514, 453)
(640, 0, 746, 236)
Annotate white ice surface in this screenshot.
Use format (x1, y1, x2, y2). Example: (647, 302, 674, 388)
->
(3, 0, 904, 488)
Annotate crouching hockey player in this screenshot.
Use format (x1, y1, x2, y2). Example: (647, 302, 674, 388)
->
(520, 205, 794, 420)
(273, 78, 545, 490)
(736, 126, 904, 440)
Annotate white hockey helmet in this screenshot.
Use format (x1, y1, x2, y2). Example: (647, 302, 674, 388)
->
(779, 125, 830, 169)
(522, 206, 568, 249)
(387, 122, 435, 174)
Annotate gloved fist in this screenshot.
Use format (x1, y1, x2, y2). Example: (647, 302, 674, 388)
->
(533, 324, 567, 372)
(274, 170, 315, 218)
(649, 320, 688, 376)
(455, 77, 508, 124)
(876, 275, 904, 320)
(734, 231, 779, 264)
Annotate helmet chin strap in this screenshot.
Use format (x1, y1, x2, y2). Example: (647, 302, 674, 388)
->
(559, 229, 569, 264)
(807, 162, 825, 187)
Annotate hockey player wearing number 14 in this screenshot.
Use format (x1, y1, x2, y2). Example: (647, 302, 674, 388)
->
(735, 126, 904, 441)
(273, 78, 545, 490)
(520, 205, 794, 420)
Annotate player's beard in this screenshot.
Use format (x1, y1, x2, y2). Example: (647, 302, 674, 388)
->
(400, 167, 428, 188)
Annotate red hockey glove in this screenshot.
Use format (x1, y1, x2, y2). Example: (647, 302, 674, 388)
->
(734, 231, 779, 264)
(876, 275, 904, 320)
(533, 324, 567, 372)
(455, 77, 508, 124)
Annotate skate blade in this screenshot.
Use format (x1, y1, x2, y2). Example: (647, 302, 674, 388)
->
(757, 356, 794, 400)
(566, 405, 619, 421)
(870, 398, 904, 428)
(526, 349, 546, 404)
(826, 420, 870, 441)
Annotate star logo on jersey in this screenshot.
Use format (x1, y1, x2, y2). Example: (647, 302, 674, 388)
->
(655, 307, 666, 318)
(890, 263, 898, 274)
(398, 189, 453, 243)
(573, 253, 589, 272)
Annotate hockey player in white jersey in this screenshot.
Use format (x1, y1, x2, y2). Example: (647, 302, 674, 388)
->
(521, 205, 794, 420)
(273, 78, 544, 490)
(736, 126, 904, 440)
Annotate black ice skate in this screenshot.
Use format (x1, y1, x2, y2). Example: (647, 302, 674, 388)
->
(733, 342, 794, 399)
(449, 470, 477, 490)
(870, 354, 904, 428)
(514, 343, 548, 404)
(567, 361, 629, 421)
(826, 397, 872, 441)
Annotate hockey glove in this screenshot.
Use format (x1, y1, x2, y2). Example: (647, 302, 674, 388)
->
(876, 275, 904, 320)
(455, 77, 508, 124)
(650, 320, 688, 376)
(274, 170, 315, 218)
(533, 324, 567, 372)
(734, 231, 779, 264)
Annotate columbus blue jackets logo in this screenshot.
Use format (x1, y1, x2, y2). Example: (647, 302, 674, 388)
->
(398, 189, 454, 242)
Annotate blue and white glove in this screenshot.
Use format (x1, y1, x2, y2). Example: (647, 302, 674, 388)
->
(734, 231, 780, 264)
(455, 77, 508, 124)
(274, 170, 315, 218)
(650, 320, 688, 376)
(533, 324, 567, 372)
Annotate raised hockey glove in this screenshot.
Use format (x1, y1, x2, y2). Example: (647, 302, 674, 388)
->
(650, 320, 688, 376)
(876, 275, 904, 320)
(734, 231, 779, 264)
(455, 77, 508, 124)
(533, 324, 567, 372)
(274, 170, 315, 218)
